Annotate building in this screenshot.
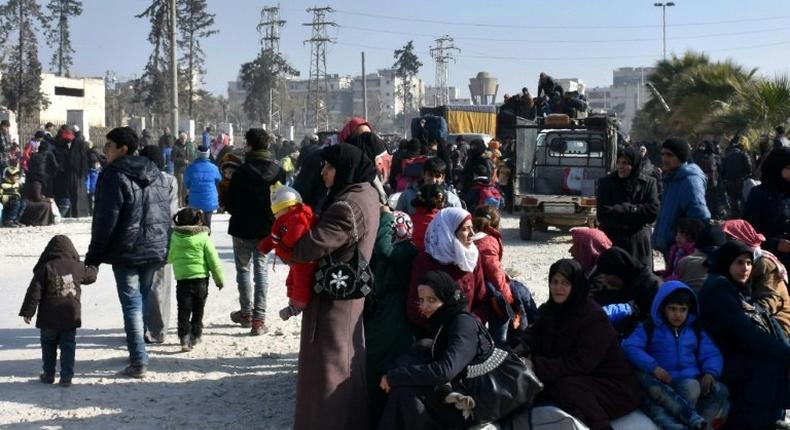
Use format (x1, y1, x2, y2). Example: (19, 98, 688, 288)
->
(468, 71, 499, 105)
(37, 73, 105, 141)
(586, 67, 654, 134)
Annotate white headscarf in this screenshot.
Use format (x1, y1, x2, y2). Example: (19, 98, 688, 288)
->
(424, 207, 479, 272)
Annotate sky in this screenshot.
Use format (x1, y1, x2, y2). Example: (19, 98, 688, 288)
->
(41, 0, 790, 99)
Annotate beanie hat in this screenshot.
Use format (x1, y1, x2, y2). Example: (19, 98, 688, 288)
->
(662, 137, 690, 163)
(197, 145, 210, 159)
(270, 182, 302, 214)
(391, 211, 414, 243)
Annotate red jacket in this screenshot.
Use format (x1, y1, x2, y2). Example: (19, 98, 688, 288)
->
(257, 203, 316, 307)
(407, 251, 487, 335)
(474, 227, 514, 305)
(411, 207, 438, 251)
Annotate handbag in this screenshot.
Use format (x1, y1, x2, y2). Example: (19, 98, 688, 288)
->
(312, 201, 374, 300)
(456, 319, 543, 423)
(740, 293, 790, 347)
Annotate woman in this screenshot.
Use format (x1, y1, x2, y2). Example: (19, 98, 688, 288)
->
(597, 147, 660, 271)
(698, 240, 790, 429)
(379, 271, 530, 429)
(569, 227, 612, 276)
(743, 147, 790, 270)
(183, 145, 221, 230)
(524, 259, 641, 430)
(407, 207, 486, 336)
(291, 143, 381, 430)
(19, 141, 54, 226)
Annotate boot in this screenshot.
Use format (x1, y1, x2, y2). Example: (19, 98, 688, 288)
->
(250, 319, 267, 336)
(180, 335, 192, 352)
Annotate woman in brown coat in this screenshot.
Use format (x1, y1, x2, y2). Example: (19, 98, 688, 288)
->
(291, 143, 381, 430)
(523, 259, 640, 430)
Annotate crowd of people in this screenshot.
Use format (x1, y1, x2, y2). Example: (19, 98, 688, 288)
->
(10, 110, 790, 430)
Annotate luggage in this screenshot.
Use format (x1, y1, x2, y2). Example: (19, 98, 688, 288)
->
(544, 114, 571, 128)
(411, 115, 448, 143)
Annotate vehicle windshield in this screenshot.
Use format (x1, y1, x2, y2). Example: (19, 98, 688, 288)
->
(537, 133, 604, 158)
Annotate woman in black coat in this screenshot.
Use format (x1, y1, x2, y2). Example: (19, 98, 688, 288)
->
(698, 240, 790, 430)
(597, 147, 659, 271)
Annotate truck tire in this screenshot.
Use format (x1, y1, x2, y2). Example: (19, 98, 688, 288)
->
(519, 215, 534, 241)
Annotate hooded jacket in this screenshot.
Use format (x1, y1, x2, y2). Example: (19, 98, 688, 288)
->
(743, 147, 790, 269)
(622, 281, 723, 380)
(226, 152, 286, 239)
(652, 163, 711, 254)
(85, 155, 171, 267)
(19, 235, 98, 329)
(596, 152, 659, 236)
(167, 225, 224, 285)
(183, 158, 222, 212)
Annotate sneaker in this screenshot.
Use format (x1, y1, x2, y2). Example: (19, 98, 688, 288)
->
(180, 336, 192, 352)
(123, 364, 147, 379)
(190, 335, 201, 347)
(250, 319, 267, 336)
(39, 373, 55, 384)
(58, 378, 72, 387)
(230, 310, 252, 328)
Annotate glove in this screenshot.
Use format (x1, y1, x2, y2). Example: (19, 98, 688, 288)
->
(279, 304, 302, 321)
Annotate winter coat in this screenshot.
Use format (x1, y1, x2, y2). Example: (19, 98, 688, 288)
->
(161, 146, 174, 174)
(676, 250, 710, 292)
(226, 154, 285, 240)
(473, 226, 514, 304)
(293, 149, 328, 211)
(411, 207, 438, 251)
(183, 158, 221, 212)
(167, 225, 224, 286)
(652, 163, 711, 254)
(722, 146, 752, 182)
(744, 185, 790, 269)
(395, 181, 462, 215)
(19, 236, 98, 329)
(162, 172, 179, 217)
(171, 142, 188, 173)
(406, 251, 487, 334)
(751, 255, 790, 339)
(85, 155, 171, 268)
(622, 281, 723, 381)
(85, 168, 100, 194)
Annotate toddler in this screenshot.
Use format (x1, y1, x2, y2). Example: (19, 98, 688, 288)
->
(665, 218, 705, 279)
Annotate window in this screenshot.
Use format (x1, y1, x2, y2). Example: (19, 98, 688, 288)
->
(54, 86, 84, 97)
(543, 135, 604, 158)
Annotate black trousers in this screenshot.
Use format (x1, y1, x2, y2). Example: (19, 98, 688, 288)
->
(176, 278, 208, 338)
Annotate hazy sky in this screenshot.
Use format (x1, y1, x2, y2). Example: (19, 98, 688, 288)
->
(42, 0, 790, 98)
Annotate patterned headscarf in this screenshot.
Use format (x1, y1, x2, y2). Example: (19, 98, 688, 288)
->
(390, 211, 414, 244)
(722, 219, 788, 283)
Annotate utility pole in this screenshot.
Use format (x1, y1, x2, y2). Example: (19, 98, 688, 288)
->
(170, 0, 179, 136)
(361, 52, 368, 120)
(654, 2, 675, 60)
(303, 6, 336, 131)
(259, 4, 286, 131)
(430, 35, 460, 106)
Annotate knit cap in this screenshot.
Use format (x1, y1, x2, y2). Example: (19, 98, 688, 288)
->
(270, 182, 303, 214)
(197, 145, 210, 159)
(662, 137, 690, 163)
(391, 211, 414, 243)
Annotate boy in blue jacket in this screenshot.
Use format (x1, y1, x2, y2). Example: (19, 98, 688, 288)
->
(622, 281, 729, 430)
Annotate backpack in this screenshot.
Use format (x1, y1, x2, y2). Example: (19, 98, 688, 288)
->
(410, 115, 448, 143)
(643, 318, 704, 351)
(466, 183, 504, 210)
(395, 155, 428, 192)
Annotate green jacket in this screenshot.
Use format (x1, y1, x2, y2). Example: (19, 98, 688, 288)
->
(167, 226, 224, 286)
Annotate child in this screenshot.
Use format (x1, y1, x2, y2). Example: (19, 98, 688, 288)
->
(85, 160, 101, 215)
(622, 281, 729, 430)
(463, 163, 504, 211)
(18, 235, 98, 387)
(1, 166, 24, 227)
(410, 183, 446, 251)
(217, 153, 241, 213)
(257, 183, 316, 321)
(168, 208, 224, 351)
(664, 218, 705, 279)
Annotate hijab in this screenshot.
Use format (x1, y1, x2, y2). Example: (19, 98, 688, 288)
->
(722, 219, 788, 283)
(547, 259, 589, 310)
(595, 246, 646, 285)
(321, 143, 377, 210)
(570, 227, 613, 273)
(419, 270, 469, 333)
(616, 147, 643, 181)
(760, 147, 790, 194)
(709, 240, 754, 287)
(424, 207, 479, 272)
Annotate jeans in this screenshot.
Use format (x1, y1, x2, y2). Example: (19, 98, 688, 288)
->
(3, 198, 25, 223)
(56, 197, 71, 218)
(639, 372, 730, 430)
(41, 328, 76, 380)
(143, 264, 172, 343)
(112, 263, 163, 366)
(176, 278, 208, 338)
(232, 236, 269, 321)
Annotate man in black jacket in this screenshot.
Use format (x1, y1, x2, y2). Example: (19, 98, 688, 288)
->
(226, 128, 285, 335)
(85, 127, 171, 379)
(721, 138, 752, 218)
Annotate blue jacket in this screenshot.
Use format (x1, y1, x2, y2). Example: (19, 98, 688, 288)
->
(184, 158, 221, 212)
(395, 181, 462, 215)
(161, 146, 174, 174)
(622, 281, 723, 380)
(652, 163, 710, 253)
(85, 167, 100, 194)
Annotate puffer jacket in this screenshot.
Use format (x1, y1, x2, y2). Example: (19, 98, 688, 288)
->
(226, 154, 285, 240)
(652, 163, 711, 254)
(85, 155, 171, 268)
(183, 158, 222, 212)
(622, 281, 723, 381)
(473, 226, 513, 304)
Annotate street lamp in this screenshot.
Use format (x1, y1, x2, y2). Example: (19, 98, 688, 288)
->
(654, 2, 675, 60)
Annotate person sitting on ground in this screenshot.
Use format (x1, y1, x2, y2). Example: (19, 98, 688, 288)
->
(675, 224, 727, 292)
(622, 281, 729, 430)
(407, 207, 486, 336)
(396, 157, 462, 215)
(18, 235, 98, 387)
(663, 218, 705, 279)
(256, 183, 317, 321)
(569, 227, 613, 276)
(520, 259, 641, 430)
(410, 183, 446, 252)
(168, 208, 224, 352)
(1, 166, 24, 227)
(698, 240, 790, 430)
(19, 141, 55, 227)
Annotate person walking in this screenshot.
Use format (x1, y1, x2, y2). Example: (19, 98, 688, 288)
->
(183, 146, 221, 231)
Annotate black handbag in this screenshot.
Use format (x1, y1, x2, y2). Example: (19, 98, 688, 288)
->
(740, 293, 790, 347)
(456, 320, 543, 423)
(312, 201, 374, 300)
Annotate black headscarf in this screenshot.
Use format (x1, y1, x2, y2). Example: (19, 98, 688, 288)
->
(709, 240, 753, 287)
(419, 270, 468, 333)
(346, 131, 388, 165)
(547, 259, 589, 310)
(760, 147, 790, 194)
(697, 223, 727, 255)
(615, 147, 644, 181)
(321, 143, 377, 210)
(595, 246, 645, 284)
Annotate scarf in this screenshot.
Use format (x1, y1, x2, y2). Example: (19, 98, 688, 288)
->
(722, 219, 788, 283)
(547, 259, 589, 311)
(710, 240, 754, 289)
(596, 246, 647, 285)
(391, 210, 414, 244)
(424, 207, 479, 272)
(321, 143, 377, 211)
(419, 270, 469, 333)
(245, 148, 274, 161)
(570, 227, 613, 273)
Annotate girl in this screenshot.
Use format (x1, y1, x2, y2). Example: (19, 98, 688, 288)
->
(168, 208, 224, 351)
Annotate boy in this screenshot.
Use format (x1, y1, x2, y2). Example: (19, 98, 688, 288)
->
(396, 157, 462, 215)
(19, 235, 98, 387)
(622, 281, 729, 430)
(1, 166, 25, 227)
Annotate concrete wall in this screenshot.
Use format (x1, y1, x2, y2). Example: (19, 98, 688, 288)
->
(38, 73, 106, 129)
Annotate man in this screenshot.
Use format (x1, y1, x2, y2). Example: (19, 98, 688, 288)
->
(651, 138, 711, 258)
(85, 127, 171, 378)
(774, 125, 790, 149)
(158, 127, 174, 150)
(396, 157, 462, 215)
(0, 119, 12, 171)
(171, 132, 189, 207)
(721, 137, 752, 218)
(202, 125, 213, 149)
(226, 128, 285, 335)
(43, 122, 56, 145)
(158, 127, 175, 174)
(537, 72, 556, 99)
